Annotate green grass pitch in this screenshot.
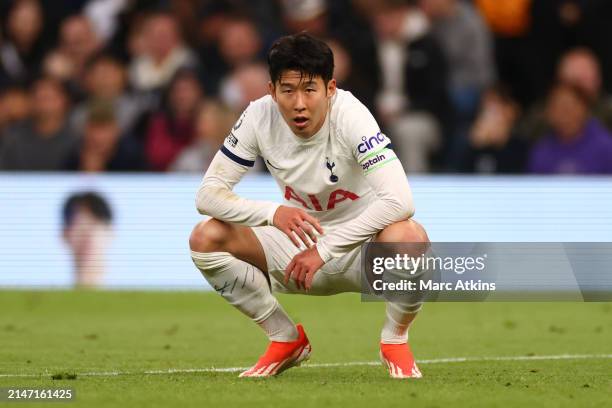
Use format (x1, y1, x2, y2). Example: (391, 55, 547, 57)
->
(1, 291, 611, 407)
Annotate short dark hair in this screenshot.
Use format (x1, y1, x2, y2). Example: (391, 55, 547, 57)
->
(267, 32, 334, 85)
(62, 192, 113, 227)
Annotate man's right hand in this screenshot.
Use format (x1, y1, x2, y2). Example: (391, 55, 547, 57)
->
(273, 206, 324, 249)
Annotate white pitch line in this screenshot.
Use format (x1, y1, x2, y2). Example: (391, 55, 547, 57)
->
(1, 354, 611, 379)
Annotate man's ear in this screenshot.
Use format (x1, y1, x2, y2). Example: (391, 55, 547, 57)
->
(327, 78, 337, 98)
(268, 81, 277, 102)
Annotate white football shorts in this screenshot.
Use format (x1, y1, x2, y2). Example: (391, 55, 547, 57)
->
(251, 226, 369, 295)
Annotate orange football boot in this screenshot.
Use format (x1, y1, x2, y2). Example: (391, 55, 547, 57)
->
(239, 324, 311, 377)
(380, 342, 423, 379)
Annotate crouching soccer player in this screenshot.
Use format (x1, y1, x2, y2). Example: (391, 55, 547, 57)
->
(189, 33, 430, 379)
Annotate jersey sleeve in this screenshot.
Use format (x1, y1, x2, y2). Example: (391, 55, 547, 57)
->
(315, 100, 414, 261)
(195, 103, 280, 226)
(348, 103, 399, 173)
(219, 104, 260, 168)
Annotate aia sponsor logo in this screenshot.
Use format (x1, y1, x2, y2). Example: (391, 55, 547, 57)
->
(284, 186, 359, 211)
(357, 132, 386, 154)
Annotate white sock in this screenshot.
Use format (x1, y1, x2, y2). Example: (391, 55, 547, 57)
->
(258, 303, 299, 342)
(191, 250, 297, 341)
(381, 302, 420, 344)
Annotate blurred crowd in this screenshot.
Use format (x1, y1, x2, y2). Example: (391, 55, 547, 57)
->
(1, 0, 612, 174)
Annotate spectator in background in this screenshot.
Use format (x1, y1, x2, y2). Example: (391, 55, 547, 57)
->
(475, 0, 532, 38)
(196, 2, 234, 93)
(281, 0, 327, 36)
(219, 62, 269, 112)
(322, 37, 376, 112)
(474, 0, 536, 107)
(419, 0, 495, 170)
(70, 54, 152, 136)
(201, 14, 265, 95)
(556, 48, 612, 130)
(371, 0, 450, 173)
(529, 82, 612, 174)
(328, 0, 381, 112)
(65, 101, 146, 172)
(144, 68, 202, 171)
(129, 12, 198, 92)
(280, 0, 380, 110)
(462, 84, 528, 173)
(83, 0, 130, 43)
(218, 16, 263, 68)
(0, 86, 31, 135)
(0, 77, 76, 170)
(571, 1, 612, 96)
(170, 100, 237, 173)
(62, 191, 113, 288)
(522, 47, 612, 141)
(0, 0, 46, 86)
(42, 15, 102, 94)
(530, 1, 612, 99)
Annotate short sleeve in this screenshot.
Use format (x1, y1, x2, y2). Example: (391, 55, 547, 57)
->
(220, 103, 260, 167)
(343, 100, 399, 175)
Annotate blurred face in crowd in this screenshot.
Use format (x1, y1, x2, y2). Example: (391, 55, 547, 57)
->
(200, 12, 229, 44)
(169, 74, 202, 118)
(87, 58, 127, 99)
(195, 103, 216, 142)
(7, 0, 43, 48)
(218, 19, 262, 67)
(270, 70, 336, 138)
(546, 85, 589, 141)
(0, 88, 31, 125)
(373, 6, 409, 40)
(558, 50, 602, 101)
(60, 16, 100, 63)
(31, 79, 68, 121)
(145, 15, 181, 62)
(84, 121, 120, 156)
(221, 63, 270, 111)
(196, 102, 237, 145)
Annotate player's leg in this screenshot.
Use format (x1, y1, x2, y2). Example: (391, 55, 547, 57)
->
(189, 218, 297, 340)
(375, 219, 429, 379)
(189, 219, 310, 377)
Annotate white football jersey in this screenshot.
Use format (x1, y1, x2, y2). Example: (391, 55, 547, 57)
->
(198, 89, 414, 261)
(221, 89, 397, 225)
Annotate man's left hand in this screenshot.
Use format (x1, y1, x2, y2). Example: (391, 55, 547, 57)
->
(284, 246, 325, 291)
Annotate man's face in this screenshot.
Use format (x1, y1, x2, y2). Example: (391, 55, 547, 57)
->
(558, 54, 601, 101)
(546, 87, 588, 140)
(88, 60, 126, 99)
(85, 122, 120, 155)
(270, 70, 335, 138)
(31, 80, 67, 120)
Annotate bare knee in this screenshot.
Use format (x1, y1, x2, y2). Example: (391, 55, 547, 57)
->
(376, 220, 430, 256)
(404, 219, 429, 243)
(378, 219, 429, 243)
(189, 219, 234, 253)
